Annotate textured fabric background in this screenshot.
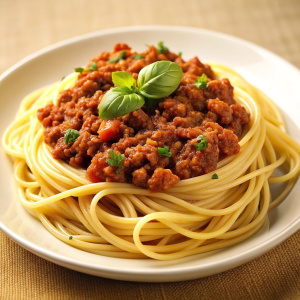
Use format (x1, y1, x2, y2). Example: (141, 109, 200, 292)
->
(0, 0, 299, 299)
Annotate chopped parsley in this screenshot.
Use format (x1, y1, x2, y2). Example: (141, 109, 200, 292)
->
(86, 61, 98, 71)
(194, 73, 209, 89)
(157, 41, 168, 54)
(106, 150, 125, 173)
(108, 50, 127, 63)
(195, 135, 208, 151)
(74, 62, 97, 73)
(69, 236, 73, 240)
(75, 67, 84, 73)
(131, 54, 145, 60)
(211, 173, 219, 179)
(108, 57, 120, 64)
(64, 129, 80, 145)
(158, 146, 172, 157)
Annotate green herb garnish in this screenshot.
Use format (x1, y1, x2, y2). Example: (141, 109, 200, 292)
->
(108, 57, 119, 64)
(69, 236, 73, 240)
(157, 41, 168, 54)
(98, 60, 183, 119)
(75, 62, 97, 73)
(194, 73, 209, 89)
(86, 61, 97, 71)
(178, 52, 182, 57)
(108, 50, 127, 63)
(195, 135, 208, 150)
(211, 173, 219, 179)
(64, 129, 80, 145)
(158, 146, 172, 157)
(98, 87, 144, 119)
(106, 150, 125, 173)
(137, 61, 182, 99)
(131, 54, 145, 60)
(112, 72, 137, 90)
(75, 67, 84, 73)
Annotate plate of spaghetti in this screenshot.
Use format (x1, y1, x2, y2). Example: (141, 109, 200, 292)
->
(0, 26, 299, 282)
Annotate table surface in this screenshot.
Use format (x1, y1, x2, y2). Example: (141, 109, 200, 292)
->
(1, 0, 299, 299)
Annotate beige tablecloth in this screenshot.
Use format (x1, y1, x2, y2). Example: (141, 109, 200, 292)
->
(1, 0, 299, 299)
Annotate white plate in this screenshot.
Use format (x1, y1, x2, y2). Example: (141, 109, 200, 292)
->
(0, 26, 299, 282)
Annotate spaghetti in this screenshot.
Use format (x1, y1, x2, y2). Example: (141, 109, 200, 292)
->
(3, 48, 300, 260)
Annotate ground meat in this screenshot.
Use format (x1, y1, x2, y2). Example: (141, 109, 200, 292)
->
(148, 168, 180, 191)
(132, 167, 150, 188)
(124, 144, 160, 169)
(173, 111, 204, 128)
(226, 118, 243, 136)
(174, 130, 219, 179)
(122, 109, 154, 131)
(37, 43, 250, 191)
(204, 78, 235, 105)
(207, 98, 233, 124)
(159, 98, 188, 121)
(231, 104, 250, 124)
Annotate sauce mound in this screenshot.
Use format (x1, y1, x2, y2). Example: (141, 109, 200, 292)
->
(37, 43, 250, 191)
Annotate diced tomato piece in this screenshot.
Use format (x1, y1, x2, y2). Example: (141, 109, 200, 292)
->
(86, 156, 106, 182)
(98, 119, 121, 142)
(86, 172, 104, 183)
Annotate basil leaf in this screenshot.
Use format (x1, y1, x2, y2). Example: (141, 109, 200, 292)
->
(195, 135, 208, 150)
(194, 73, 209, 89)
(98, 87, 145, 119)
(112, 72, 137, 90)
(137, 61, 183, 99)
(158, 146, 172, 157)
(106, 150, 125, 173)
(64, 129, 80, 144)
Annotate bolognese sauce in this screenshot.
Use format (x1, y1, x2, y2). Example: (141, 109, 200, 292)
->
(37, 43, 250, 191)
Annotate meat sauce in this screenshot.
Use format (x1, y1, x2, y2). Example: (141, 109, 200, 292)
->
(37, 43, 250, 191)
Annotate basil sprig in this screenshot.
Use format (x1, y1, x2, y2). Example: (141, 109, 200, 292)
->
(112, 72, 137, 90)
(99, 87, 145, 119)
(98, 61, 183, 119)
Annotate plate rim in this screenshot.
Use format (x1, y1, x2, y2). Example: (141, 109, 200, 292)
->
(1, 25, 300, 79)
